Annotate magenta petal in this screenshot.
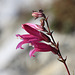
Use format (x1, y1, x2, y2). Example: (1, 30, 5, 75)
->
(16, 35, 41, 50)
(29, 49, 36, 57)
(16, 34, 39, 40)
(16, 34, 41, 43)
(22, 23, 42, 30)
(33, 42, 51, 49)
(22, 24, 41, 37)
(21, 23, 50, 42)
(16, 34, 20, 37)
(39, 32, 50, 42)
(33, 42, 58, 54)
(16, 40, 28, 49)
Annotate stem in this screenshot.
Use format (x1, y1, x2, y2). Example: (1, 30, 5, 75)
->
(43, 14, 56, 44)
(50, 34, 56, 45)
(43, 14, 50, 33)
(45, 19, 50, 33)
(64, 61, 70, 75)
(43, 13, 70, 75)
(58, 51, 70, 75)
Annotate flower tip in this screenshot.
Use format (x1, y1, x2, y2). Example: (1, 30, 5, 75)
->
(29, 49, 36, 58)
(29, 55, 35, 58)
(32, 13, 36, 17)
(32, 12, 43, 18)
(21, 24, 24, 29)
(33, 55, 35, 57)
(16, 44, 24, 50)
(16, 46, 18, 49)
(16, 34, 20, 37)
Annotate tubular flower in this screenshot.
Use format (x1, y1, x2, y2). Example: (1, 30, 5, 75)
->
(16, 34, 42, 49)
(22, 23, 50, 42)
(29, 42, 58, 57)
(22, 23, 43, 31)
(16, 23, 50, 49)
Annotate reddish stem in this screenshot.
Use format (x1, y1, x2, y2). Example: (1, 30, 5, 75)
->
(64, 61, 70, 75)
(43, 14, 50, 33)
(45, 19, 50, 33)
(58, 51, 70, 75)
(44, 14, 70, 75)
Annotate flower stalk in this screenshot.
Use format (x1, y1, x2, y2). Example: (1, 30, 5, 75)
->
(16, 9, 70, 75)
(43, 11, 70, 75)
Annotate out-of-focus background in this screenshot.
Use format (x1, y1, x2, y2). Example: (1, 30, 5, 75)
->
(0, 0, 75, 75)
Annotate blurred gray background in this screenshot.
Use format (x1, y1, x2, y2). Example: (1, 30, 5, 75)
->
(0, 0, 75, 75)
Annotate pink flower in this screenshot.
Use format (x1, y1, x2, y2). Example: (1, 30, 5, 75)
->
(22, 23, 43, 31)
(29, 42, 58, 57)
(32, 12, 43, 19)
(16, 23, 50, 49)
(16, 34, 42, 49)
(22, 23, 50, 42)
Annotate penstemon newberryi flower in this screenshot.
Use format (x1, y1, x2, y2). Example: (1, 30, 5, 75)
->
(16, 9, 70, 75)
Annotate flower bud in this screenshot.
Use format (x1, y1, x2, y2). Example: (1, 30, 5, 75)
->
(32, 12, 43, 19)
(40, 19, 45, 27)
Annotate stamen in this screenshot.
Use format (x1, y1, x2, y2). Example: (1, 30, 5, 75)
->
(20, 37, 22, 39)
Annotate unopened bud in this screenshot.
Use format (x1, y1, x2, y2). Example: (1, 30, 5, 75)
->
(32, 12, 43, 19)
(40, 19, 45, 27)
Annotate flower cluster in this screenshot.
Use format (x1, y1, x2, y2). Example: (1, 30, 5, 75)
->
(16, 9, 71, 75)
(16, 10, 59, 57)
